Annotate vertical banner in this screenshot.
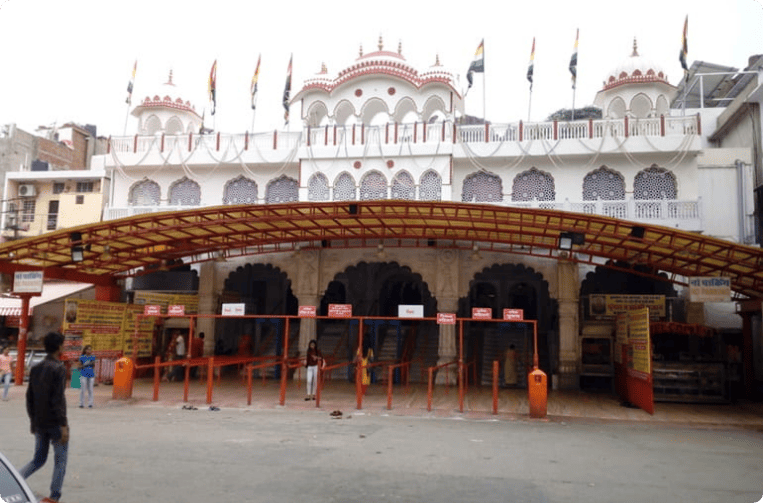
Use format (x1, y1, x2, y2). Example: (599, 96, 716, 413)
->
(625, 307, 654, 415)
(614, 313, 629, 402)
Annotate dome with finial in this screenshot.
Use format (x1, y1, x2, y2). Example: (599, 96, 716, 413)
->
(131, 69, 202, 135)
(132, 69, 200, 117)
(601, 38, 671, 91)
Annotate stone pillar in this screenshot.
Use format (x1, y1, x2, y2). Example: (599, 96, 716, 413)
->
(556, 259, 580, 389)
(434, 249, 460, 384)
(293, 249, 321, 358)
(197, 262, 217, 356)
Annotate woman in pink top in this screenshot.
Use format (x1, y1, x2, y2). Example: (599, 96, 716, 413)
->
(0, 346, 14, 401)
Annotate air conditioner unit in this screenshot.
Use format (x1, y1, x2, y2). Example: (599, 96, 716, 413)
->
(18, 184, 36, 197)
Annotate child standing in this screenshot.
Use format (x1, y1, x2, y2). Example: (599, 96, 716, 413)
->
(78, 345, 96, 408)
(0, 346, 13, 401)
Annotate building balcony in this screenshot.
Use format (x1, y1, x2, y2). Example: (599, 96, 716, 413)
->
(102, 115, 701, 165)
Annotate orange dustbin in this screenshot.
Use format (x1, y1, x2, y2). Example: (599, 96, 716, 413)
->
(112, 357, 134, 400)
(528, 368, 547, 419)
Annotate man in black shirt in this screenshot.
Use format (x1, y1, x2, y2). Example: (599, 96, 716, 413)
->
(20, 332, 69, 503)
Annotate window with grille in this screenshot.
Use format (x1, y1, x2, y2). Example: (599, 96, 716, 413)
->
(265, 176, 299, 204)
(333, 173, 357, 201)
(129, 180, 161, 206)
(223, 177, 258, 204)
(390, 172, 415, 200)
(169, 178, 201, 206)
(308, 173, 330, 201)
(22, 200, 35, 223)
(76, 195, 84, 204)
(462, 171, 503, 202)
(53, 183, 65, 194)
(634, 166, 676, 199)
(582, 166, 625, 201)
(511, 168, 555, 202)
(76, 182, 94, 193)
(419, 171, 442, 201)
(360, 171, 387, 200)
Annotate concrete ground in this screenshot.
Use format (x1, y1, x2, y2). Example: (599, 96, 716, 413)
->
(1, 380, 762, 503)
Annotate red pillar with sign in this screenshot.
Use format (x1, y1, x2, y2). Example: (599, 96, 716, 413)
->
(13, 295, 32, 386)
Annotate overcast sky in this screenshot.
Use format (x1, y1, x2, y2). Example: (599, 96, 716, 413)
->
(0, 0, 761, 138)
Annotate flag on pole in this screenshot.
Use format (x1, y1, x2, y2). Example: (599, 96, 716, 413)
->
(679, 15, 689, 82)
(527, 38, 535, 90)
(569, 29, 578, 89)
(126, 60, 137, 105)
(251, 54, 261, 111)
(283, 54, 292, 125)
(466, 39, 484, 90)
(208, 60, 217, 115)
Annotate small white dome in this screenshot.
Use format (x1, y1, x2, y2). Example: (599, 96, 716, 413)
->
(602, 39, 670, 91)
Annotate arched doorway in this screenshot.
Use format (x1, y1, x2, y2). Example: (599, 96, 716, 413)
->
(318, 261, 438, 379)
(219, 264, 298, 359)
(459, 263, 558, 386)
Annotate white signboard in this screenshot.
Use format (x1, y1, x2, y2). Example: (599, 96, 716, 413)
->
(398, 305, 424, 318)
(222, 303, 246, 316)
(688, 277, 731, 303)
(13, 270, 43, 293)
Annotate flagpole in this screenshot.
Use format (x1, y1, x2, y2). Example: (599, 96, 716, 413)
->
(482, 43, 486, 122)
(571, 85, 576, 121)
(123, 103, 130, 136)
(528, 88, 533, 123)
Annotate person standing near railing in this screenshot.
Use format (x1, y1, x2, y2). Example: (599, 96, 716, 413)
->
(304, 340, 322, 401)
(1, 345, 14, 401)
(78, 345, 96, 408)
(357, 346, 374, 396)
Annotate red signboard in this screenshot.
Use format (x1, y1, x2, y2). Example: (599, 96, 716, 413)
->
(328, 304, 352, 318)
(503, 309, 524, 321)
(472, 307, 492, 320)
(437, 313, 456, 325)
(143, 305, 161, 316)
(167, 305, 185, 316)
(298, 305, 317, 318)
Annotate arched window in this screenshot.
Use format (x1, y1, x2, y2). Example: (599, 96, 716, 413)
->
(360, 171, 387, 200)
(129, 179, 161, 206)
(511, 168, 555, 202)
(265, 176, 298, 204)
(144, 115, 161, 135)
(583, 166, 625, 201)
(462, 171, 502, 202)
(607, 97, 626, 119)
(169, 178, 201, 206)
(419, 171, 442, 201)
(630, 94, 652, 118)
(308, 173, 330, 201)
(333, 173, 356, 201)
(165, 116, 184, 135)
(391, 171, 415, 200)
(223, 176, 258, 204)
(634, 166, 676, 199)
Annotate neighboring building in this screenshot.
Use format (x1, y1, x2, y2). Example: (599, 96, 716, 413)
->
(0, 123, 108, 240)
(83, 38, 762, 395)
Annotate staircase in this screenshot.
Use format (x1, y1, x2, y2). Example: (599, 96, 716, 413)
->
(480, 323, 528, 387)
(407, 323, 439, 384)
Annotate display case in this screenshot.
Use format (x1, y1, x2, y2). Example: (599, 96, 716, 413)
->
(652, 361, 726, 403)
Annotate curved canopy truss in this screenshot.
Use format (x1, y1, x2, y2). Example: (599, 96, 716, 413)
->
(1, 201, 762, 298)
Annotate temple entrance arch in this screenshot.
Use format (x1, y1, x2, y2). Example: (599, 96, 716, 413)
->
(317, 261, 438, 377)
(458, 263, 558, 386)
(218, 263, 298, 358)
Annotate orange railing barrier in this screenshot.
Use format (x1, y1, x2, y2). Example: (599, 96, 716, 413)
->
(386, 361, 412, 410)
(426, 360, 458, 412)
(492, 360, 499, 415)
(316, 360, 354, 409)
(245, 360, 285, 405)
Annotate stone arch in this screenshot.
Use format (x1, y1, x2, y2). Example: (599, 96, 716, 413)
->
(359, 170, 387, 200)
(419, 170, 442, 201)
(265, 175, 299, 204)
(219, 263, 298, 356)
(333, 172, 357, 201)
(512, 167, 555, 202)
(630, 93, 653, 118)
(128, 178, 161, 206)
(421, 95, 447, 123)
(334, 100, 356, 126)
(144, 115, 161, 135)
(607, 97, 626, 119)
(306, 101, 330, 127)
(459, 263, 558, 384)
(582, 166, 625, 201)
(392, 97, 417, 123)
(391, 171, 415, 200)
(462, 170, 502, 202)
(308, 173, 330, 201)
(360, 98, 390, 126)
(655, 95, 669, 117)
(165, 116, 183, 135)
(169, 177, 201, 206)
(223, 176, 258, 204)
(634, 165, 677, 199)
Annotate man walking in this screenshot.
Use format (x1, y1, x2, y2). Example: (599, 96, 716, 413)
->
(20, 331, 69, 503)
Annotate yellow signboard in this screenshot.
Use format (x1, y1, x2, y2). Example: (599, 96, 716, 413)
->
(614, 313, 628, 364)
(133, 292, 199, 314)
(62, 299, 126, 352)
(589, 294, 665, 318)
(627, 307, 651, 377)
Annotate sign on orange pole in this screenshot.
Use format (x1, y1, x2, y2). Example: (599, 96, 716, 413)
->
(471, 307, 492, 320)
(503, 308, 524, 321)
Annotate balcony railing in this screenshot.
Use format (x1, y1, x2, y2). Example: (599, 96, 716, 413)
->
(106, 115, 701, 156)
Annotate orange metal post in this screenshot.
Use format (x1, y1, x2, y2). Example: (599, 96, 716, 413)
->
(387, 366, 393, 410)
(279, 318, 289, 406)
(188, 316, 195, 358)
(13, 295, 31, 386)
(528, 321, 547, 418)
(315, 367, 323, 407)
(153, 356, 160, 401)
(183, 362, 190, 402)
(206, 356, 214, 404)
(247, 365, 253, 405)
(492, 360, 499, 415)
(458, 319, 465, 413)
(427, 367, 434, 412)
(356, 318, 363, 410)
